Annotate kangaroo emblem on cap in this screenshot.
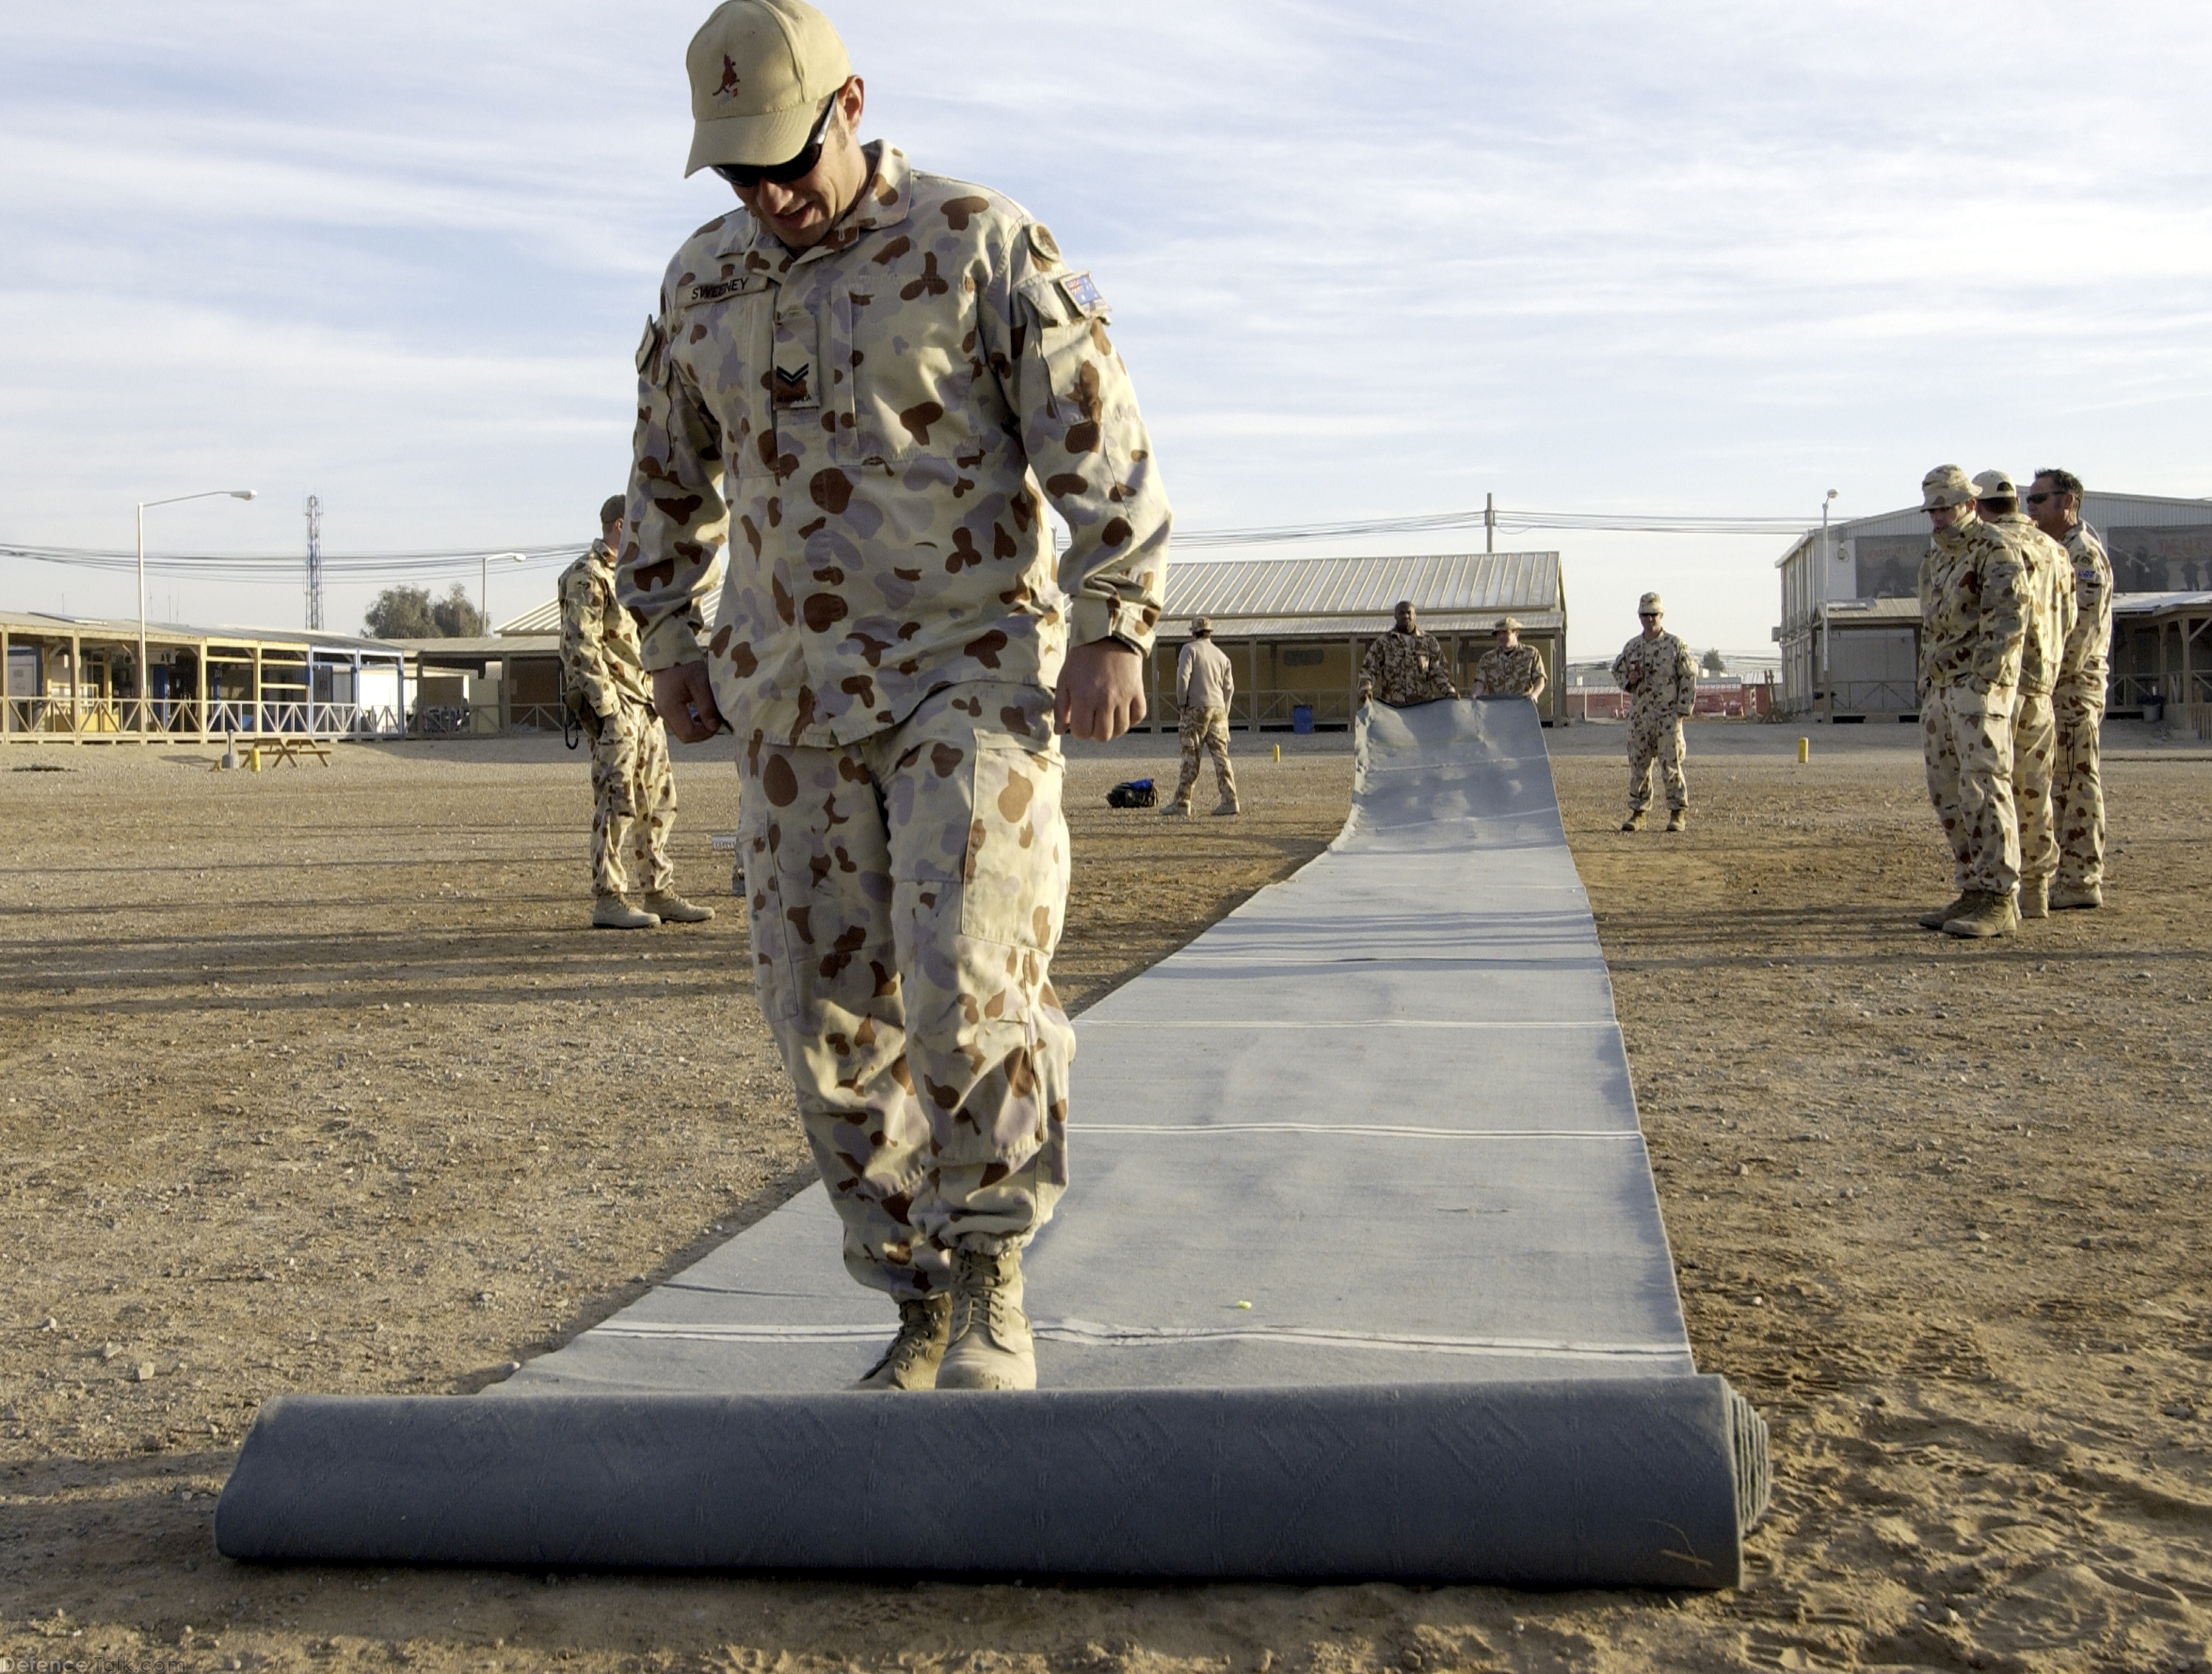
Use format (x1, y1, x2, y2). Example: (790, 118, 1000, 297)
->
(717, 55, 742, 98)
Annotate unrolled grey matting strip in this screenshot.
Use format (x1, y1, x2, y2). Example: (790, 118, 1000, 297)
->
(216, 696, 1769, 1584)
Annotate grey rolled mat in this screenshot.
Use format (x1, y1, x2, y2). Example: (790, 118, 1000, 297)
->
(216, 697, 1769, 1585)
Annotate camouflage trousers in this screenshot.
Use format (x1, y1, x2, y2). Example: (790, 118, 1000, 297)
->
(591, 703, 676, 899)
(2012, 691, 2057, 887)
(1625, 710, 1688, 813)
(2053, 684, 2107, 890)
(735, 682, 1072, 1301)
(1170, 704, 1236, 808)
(1922, 684, 2019, 896)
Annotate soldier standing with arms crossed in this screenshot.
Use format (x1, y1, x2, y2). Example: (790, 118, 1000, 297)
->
(623, 0, 1170, 1392)
(1972, 470, 2076, 922)
(1915, 466, 2028, 939)
(1611, 592, 1698, 832)
(1471, 616, 1547, 701)
(1357, 600, 1458, 707)
(1164, 617, 1238, 817)
(560, 494, 716, 930)
(2029, 468, 2112, 909)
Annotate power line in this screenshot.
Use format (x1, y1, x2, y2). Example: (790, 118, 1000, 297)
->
(0, 504, 1819, 583)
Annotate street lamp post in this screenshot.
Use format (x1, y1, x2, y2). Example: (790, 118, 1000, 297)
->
(137, 490, 255, 738)
(480, 552, 528, 635)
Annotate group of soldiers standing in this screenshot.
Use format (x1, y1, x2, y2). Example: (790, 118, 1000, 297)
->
(1915, 465, 2112, 939)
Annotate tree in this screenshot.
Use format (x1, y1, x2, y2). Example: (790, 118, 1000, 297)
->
(363, 584, 484, 639)
(1701, 648, 1727, 674)
(364, 586, 441, 638)
(430, 585, 485, 638)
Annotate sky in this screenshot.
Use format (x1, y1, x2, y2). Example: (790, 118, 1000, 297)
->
(3, 0, 2208, 659)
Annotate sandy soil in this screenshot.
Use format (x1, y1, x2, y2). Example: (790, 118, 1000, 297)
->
(1, 721, 2207, 1672)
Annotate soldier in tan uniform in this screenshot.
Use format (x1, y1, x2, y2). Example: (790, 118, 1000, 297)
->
(1973, 470, 2076, 921)
(1166, 617, 1238, 816)
(559, 495, 715, 930)
(2029, 468, 2112, 909)
(1915, 466, 2028, 939)
(623, 0, 1170, 1392)
(1611, 592, 1698, 832)
(1357, 601, 1458, 707)
(1472, 616, 1546, 700)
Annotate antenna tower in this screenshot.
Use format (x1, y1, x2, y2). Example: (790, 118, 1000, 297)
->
(304, 494, 324, 629)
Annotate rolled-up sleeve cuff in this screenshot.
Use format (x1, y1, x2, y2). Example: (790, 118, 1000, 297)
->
(639, 610, 706, 674)
(1072, 591, 1159, 656)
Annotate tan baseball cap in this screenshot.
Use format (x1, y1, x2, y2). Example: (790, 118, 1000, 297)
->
(683, 0, 852, 177)
(1971, 469, 2018, 502)
(1638, 592, 1663, 615)
(1922, 464, 1975, 508)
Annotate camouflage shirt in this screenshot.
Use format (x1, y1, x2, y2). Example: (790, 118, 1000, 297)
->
(1917, 517, 2027, 695)
(623, 142, 1171, 748)
(1474, 642, 1546, 698)
(1987, 510, 2077, 698)
(2057, 523, 2113, 695)
(559, 539, 653, 716)
(1610, 632, 1697, 721)
(1359, 629, 1458, 706)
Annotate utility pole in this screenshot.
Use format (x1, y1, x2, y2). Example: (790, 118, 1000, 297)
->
(1484, 492, 1495, 555)
(304, 495, 324, 631)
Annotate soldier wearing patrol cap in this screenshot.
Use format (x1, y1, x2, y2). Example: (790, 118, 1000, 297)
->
(1472, 616, 1546, 700)
(1610, 592, 1698, 831)
(1166, 617, 1238, 816)
(558, 494, 715, 930)
(1915, 465, 2028, 939)
(621, 0, 1172, 1392)
(1972, 469, 2076, 921)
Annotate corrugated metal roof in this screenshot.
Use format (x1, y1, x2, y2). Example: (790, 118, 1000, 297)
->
(1774, 491, 2212, 566)
(0, 609, 400, 653)
(2113, 590, 2212, 617)
(497, 551, 1566, 640)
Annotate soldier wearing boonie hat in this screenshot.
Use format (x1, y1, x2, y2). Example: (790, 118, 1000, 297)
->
(1472, 614, 1546, 701)
(1969, 470, 2076, 921)
(1167, 618, 1238, 816)
(622, 0, 1172, 1394)
(1915, 465, 2029, 938)
(1610, 592, 1697, 831)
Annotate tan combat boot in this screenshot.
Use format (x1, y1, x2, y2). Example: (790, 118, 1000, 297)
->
(2017, 877, 2048, 920)
(1917, 893, 1970, 931)
(1161, 800, 1191, 817)
(2049, 881, 2103, 910)
(1664, 808, 1687, 833)
(1210, 796, 1242, 816)
(643, 890, 715, 924)
(1943, 891, 2018, 940)
(592, 895, 660, 930)
(852, 1294, 950, 1391)
(937, 1245, 1035, 1392)
(1619, 811, 1645, 832)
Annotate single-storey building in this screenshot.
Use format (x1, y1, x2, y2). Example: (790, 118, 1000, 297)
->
(495, 550, 1570, 732)
(1, 610, 405, 744)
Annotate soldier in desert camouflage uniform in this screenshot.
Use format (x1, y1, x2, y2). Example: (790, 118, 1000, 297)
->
(1472, 616, 1546, 700)
(559, 495, 715, 930)
(1357, 601, 1458, 707)
(2030, 468, 2112, 909)
(1166, 617, 1238, 816)
(1611, 592, 1698, 832)
(623, 0, 1169, 1393)
(1973, 470, 2076, 922)
(1915, 466, 2028, 940)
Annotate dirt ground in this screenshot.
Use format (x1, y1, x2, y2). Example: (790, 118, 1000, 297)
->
(2, 719, 2207, 1673)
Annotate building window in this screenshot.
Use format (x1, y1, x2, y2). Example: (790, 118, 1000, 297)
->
(1281, 647, 1324, 668)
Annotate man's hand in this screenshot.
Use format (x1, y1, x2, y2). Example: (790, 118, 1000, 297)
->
(653, 661, 727, 743)
(1054, 638, 1146, 742)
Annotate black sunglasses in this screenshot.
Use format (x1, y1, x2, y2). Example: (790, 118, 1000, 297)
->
(712, 91, 842, 190)
(2023, 490, 2056, 506)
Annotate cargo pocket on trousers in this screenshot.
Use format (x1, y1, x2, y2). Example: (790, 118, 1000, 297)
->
(957, 733, 1068, 953)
